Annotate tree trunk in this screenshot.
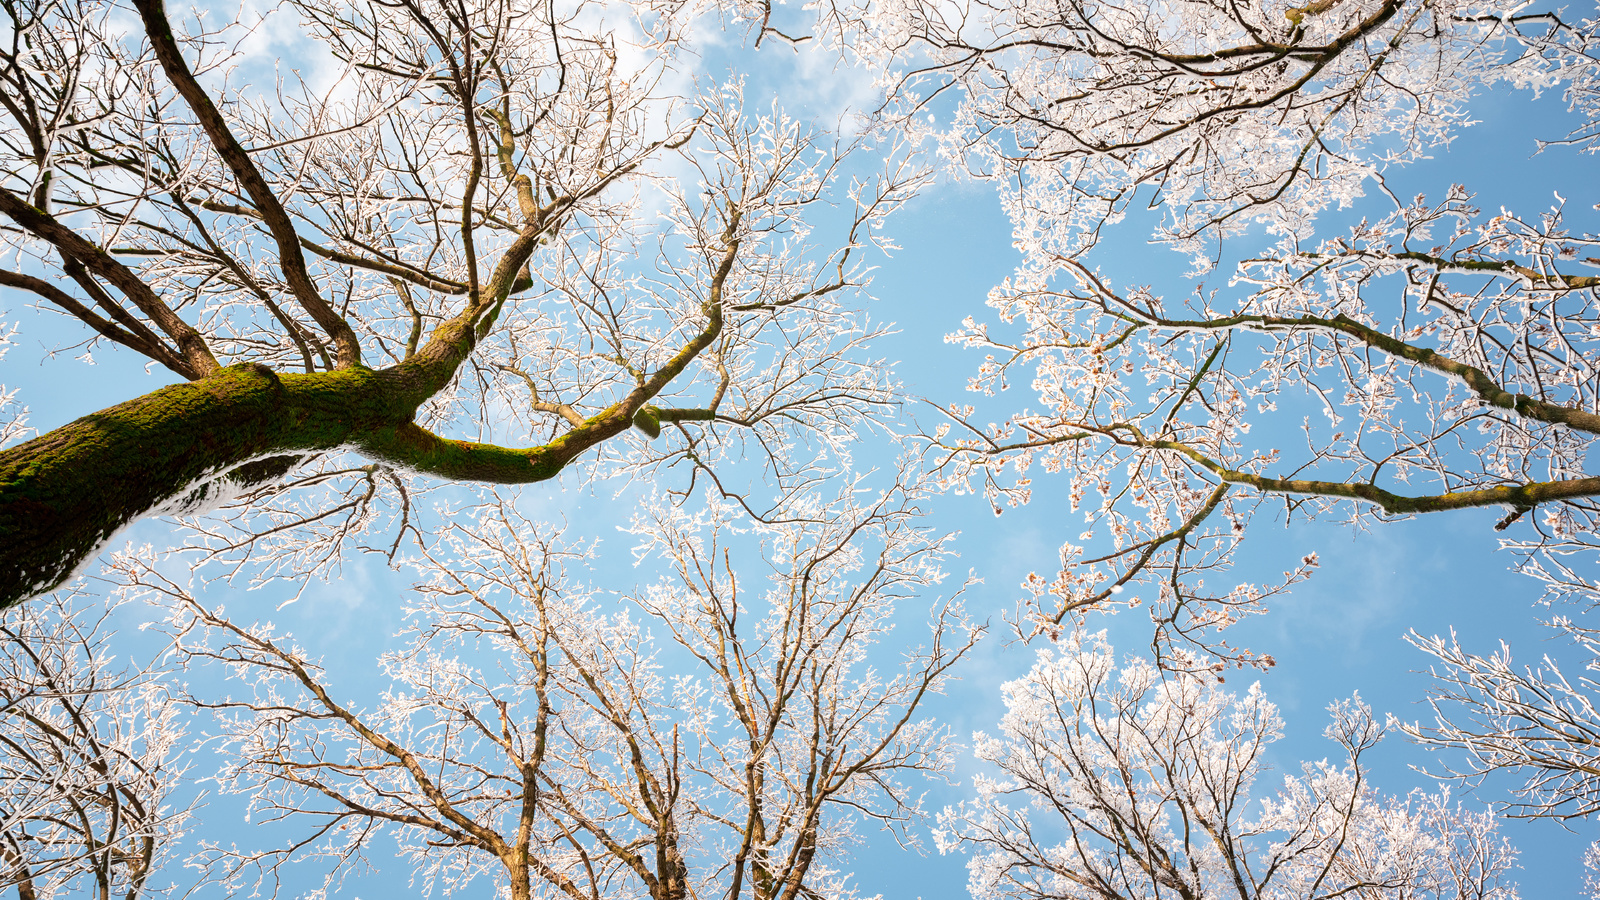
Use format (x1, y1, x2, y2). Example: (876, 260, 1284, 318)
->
(0, 359, 625, 610)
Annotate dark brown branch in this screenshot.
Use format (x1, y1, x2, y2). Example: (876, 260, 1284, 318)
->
(299, 236, 470, 295)
(1147, 310, 1600, 436)
(131, 0, 363, 367)
(0, 269, 192, 376)
(0, 186, 219, 376)
(197, 200, 471, 295)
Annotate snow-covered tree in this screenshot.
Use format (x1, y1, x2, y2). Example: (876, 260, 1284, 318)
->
(939, 632, 1520, 900)
(0, 0, 923, 606)
(856, 0, 1600, 664)
(0, 589, 189, 900)
(110, 480, 977, 899)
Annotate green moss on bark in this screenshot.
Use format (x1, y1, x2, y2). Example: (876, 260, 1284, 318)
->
(0, 363, 415, 608)
(0, 356, 654, 609)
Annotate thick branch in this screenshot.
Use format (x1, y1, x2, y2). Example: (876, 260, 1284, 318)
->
(1151, 310, 1600, 436)
(131, 0, 363, 367)
(0, 188, 218, 376)
(629, 407, 715, 440)
(0, 261, 728, 607)
(1135, 430, 1600, 516)
(0, 363, 378, 607)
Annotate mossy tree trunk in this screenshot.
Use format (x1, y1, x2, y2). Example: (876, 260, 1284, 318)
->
(0, 292, 722, 607)
(0, 0, 759, 610)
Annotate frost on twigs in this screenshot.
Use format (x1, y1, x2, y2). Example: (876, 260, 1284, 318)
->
(937, 632, 1520, 900)
(1407, 619, 1600, 821)
(862, 0, 1600, 670)
(0, 318, 28, 450)
(172, 453, 425, 603)
(863, 0, 1554, 263)
(0, 0, 928, 607)
(924, 171, 1600, 667)
(110, 473, 980, 900)
(0, 583, 191, 900)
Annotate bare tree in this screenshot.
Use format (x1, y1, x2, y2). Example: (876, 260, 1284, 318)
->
(937, 632, 1520, 900)
(0, 0, 923, 606)
(852, 0, 1596, 255)
(111, 477, 978, 900)
(0, 587, 190, 900)
(1406, 621, 1600, 822)
(806, 0, 1600, 661)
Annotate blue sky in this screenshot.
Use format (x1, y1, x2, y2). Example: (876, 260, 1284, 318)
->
(853, 75, 1600, 896)
(3, 20, 1599, 899)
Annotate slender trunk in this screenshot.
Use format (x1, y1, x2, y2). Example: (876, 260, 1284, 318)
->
(2, 841, 37, 900)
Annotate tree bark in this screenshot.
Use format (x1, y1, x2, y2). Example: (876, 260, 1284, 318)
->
(0, 359, 635, 610)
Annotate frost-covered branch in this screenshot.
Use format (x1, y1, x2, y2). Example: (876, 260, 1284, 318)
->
(113, 475, 978, 900)
(0, 588, 189, 900)
(938, 632, 1520, 900)
(1407, 621, 1600, 821)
